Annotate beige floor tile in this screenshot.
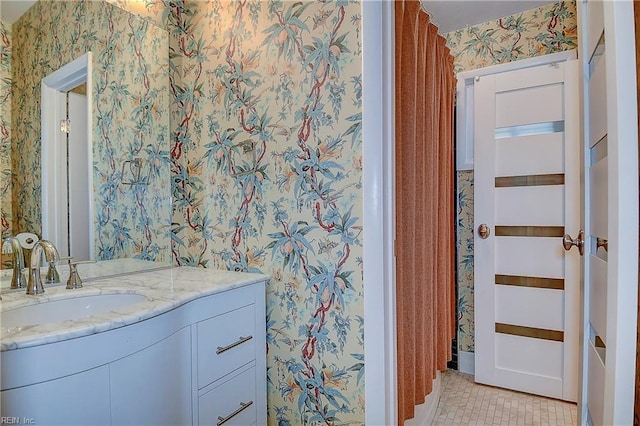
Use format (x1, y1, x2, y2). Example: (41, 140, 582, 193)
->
(431, 370, 577, 426)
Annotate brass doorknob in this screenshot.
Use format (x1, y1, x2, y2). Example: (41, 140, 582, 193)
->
(563, 230, 585, 256)
(478, 224, 490, 239)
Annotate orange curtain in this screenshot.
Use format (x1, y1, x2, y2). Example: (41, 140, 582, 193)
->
(395, 1, 456, 423)
(634, 2, 640, 424)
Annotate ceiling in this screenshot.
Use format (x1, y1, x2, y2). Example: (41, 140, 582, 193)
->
(1, 1, 556, 37)
(1, 1, 36, 25)
(422, 0, 556, 34)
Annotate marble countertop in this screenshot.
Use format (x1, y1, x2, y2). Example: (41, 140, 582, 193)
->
(0, 267, 268, 352)
(0, 258, 171, 290)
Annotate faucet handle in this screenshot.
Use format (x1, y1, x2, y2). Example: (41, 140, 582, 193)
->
(26, 240, 59, 295)
(66, 260, 97, 289)
(45, 256, 72, 284)
(1, 239, 13, 254)
(2, 237, 26, 289)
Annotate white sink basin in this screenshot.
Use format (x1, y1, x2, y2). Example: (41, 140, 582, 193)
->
(1, 293, 147, 329)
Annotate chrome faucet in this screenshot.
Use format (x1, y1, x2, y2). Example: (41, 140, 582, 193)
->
(27, 240, 59, 295)
(2, 237, 26, 289)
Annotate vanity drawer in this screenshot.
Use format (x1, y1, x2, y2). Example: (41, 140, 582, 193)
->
(198, 366, 256, 426)
(197, 304, 256, 387)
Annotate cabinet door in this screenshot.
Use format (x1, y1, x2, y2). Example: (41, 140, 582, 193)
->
(110, 327, 192, 425)
(0, 366, 110, 425)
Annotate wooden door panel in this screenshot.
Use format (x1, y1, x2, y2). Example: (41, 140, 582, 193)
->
(496, 286, 565, 330)
(589, 154, 608, 240)
(586, 0, 604, 57)
(496, 133, 565, 176)
(495, 334, 563, 379)
(588, 53, 607, 147)
(495, 186, 564, 226)
(495, 84, 564, 128)
(589, 255, 608, 343)
(495, 237, 564, 278)
(587, 343, 605, 425)
(494, 63, 564, 92)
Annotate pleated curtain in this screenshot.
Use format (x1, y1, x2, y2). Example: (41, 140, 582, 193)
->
(395, 1, 457, 423)
(634, 2, 640, 423)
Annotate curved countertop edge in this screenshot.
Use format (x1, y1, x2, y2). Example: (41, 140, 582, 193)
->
(0, 267, 269, 352)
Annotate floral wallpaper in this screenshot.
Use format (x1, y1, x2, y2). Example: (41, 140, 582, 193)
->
(167, 1, 364, 423)
(456, 170, 474, 352)
(447, 1, 577, 74)
(445, 1, 578, 352)
(10, 0, 171, 263)
(1, 21, 12, 267)
(106, 0, 167, 29)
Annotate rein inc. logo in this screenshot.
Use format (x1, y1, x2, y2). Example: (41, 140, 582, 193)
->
(1, 418, 35, 425)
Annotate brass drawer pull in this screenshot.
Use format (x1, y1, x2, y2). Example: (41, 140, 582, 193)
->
(217, 400, 253, 425)
(216, 335, 253, 355)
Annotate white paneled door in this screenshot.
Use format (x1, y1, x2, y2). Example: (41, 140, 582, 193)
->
(578, 1, 638, 424)
(474, 60, 581, 402)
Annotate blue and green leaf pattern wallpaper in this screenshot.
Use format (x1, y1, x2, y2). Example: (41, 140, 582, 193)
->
(10, 0, 171, 263)
(1, 20, 12, 267)
(166, 1, 365, 424)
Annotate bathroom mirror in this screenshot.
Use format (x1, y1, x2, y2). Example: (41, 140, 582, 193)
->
(1, 0, 171, 288)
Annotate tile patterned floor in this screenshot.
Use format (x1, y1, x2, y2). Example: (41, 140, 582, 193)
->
(432, 370, 578, 425)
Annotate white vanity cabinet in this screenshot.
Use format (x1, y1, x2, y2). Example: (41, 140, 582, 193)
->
(196, 303, 259, 425)
(110, 327, 193, 425)
(0, 276, 267, 426)
(199, 365, 258, 425)
(0, 366, 112, 424)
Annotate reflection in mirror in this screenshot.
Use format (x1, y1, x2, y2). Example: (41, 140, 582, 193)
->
(1, 0, 171, 289)
(41, 52, 93, 261)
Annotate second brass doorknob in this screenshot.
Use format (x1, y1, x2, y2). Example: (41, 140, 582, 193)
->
(563, 230, 585, 256)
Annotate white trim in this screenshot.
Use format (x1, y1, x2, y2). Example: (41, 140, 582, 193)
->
(576, 3, 589, 423)
(601, 1, 638, 424)
(41, 52, 94, 258)
(562, 59, 581, 402)
(458, 351, 475, 376)
(457, 50, 577, 83)
(362, 1, 396, 425)
(455, 80, 475, 170)
(456, 50, 577, 170)
(577, 1, 639, 424)
(404, 372, 441, 426)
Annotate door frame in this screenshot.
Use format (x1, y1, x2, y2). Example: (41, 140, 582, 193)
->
(362, 1, 397, 425)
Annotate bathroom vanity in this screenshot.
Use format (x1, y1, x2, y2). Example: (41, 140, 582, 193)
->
(0, 267, 267, 425)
